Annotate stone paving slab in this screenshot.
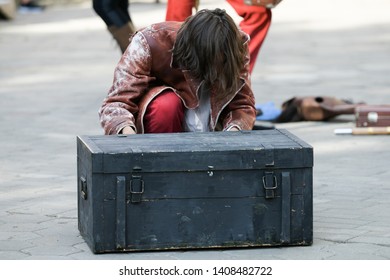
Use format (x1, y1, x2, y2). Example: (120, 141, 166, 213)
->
(0, 0, 390, 260)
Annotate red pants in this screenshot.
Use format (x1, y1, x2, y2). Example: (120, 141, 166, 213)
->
(143, 90, 184, 133)
(165, 0, 195, 22)
(227, 0, 272, 73)
(165, 0, 272, 73)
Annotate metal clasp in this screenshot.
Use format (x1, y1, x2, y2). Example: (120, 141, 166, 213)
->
(367, 112, 378, 123)
(129, 167, 144, 203)
(80, 176, 87, 200)
(207, 166, 214, 177)
(262, 172, 277, 199)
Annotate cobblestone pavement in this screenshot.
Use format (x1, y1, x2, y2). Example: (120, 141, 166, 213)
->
(0, 0, 389, 260)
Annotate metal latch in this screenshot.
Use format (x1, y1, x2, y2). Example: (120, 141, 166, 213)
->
(129, 167, 144, 203)
(80, 176, 87, 200)
(262, 172, 277, 199)
(367, 112, 378, 123)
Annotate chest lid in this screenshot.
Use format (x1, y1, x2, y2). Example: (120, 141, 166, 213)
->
(77, 129, 313, 173)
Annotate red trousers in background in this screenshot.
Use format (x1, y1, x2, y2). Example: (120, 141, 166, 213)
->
(165, 0, 272, 73)
(165, 0, 196, 22)
(226, 0, 272, 73)
(143, 90, 184, 133)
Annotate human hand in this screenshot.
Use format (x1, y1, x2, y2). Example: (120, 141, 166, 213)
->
(228, 127, 239, 131)
(121, 126, 136, 135)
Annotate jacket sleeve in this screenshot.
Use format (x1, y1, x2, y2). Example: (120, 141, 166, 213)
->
(98, 32, 154, 135)
(221, 81, 256, 131)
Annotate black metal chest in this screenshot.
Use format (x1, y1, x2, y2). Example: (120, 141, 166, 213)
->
(77, 129, 313, 253)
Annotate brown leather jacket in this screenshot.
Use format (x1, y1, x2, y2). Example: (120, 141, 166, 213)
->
(99, 21, 256, 135)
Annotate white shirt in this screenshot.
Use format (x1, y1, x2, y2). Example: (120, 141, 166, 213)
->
(184, 88, 211, 132)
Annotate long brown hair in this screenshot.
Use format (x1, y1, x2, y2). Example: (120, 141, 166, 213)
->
(172, 8, 246, 99)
